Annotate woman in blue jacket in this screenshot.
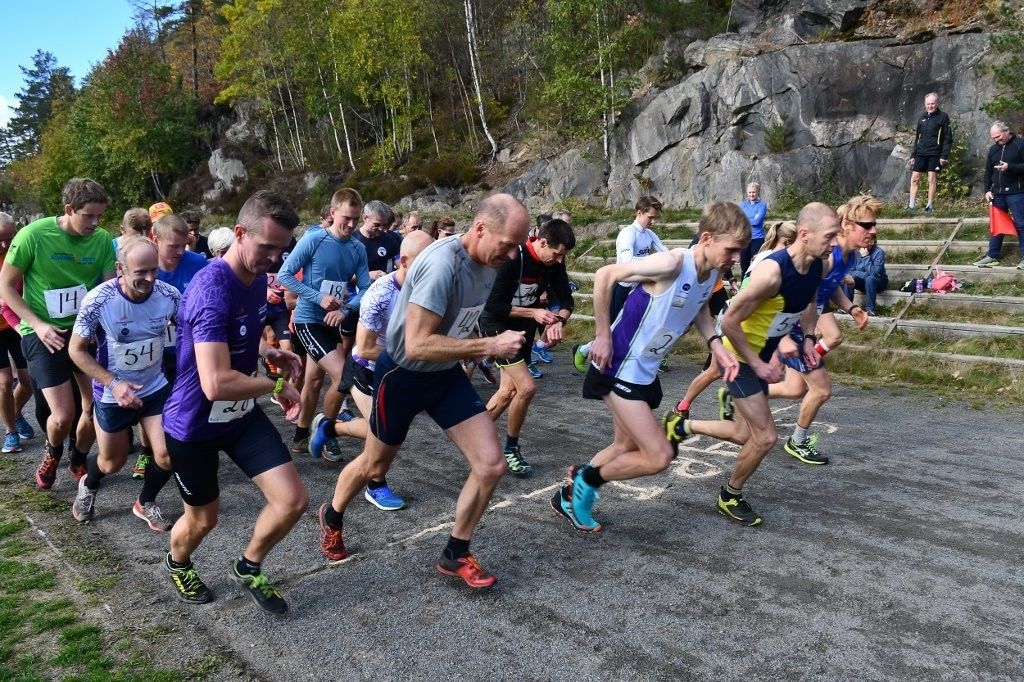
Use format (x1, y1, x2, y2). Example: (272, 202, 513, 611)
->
(739, 182, 767, 273)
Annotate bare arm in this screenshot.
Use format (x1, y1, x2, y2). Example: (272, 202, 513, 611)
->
(355, 324, 381, 362)
(404, 303, 523, 363)
(721, 260, 782, 374)
(195, 342, 280, 402)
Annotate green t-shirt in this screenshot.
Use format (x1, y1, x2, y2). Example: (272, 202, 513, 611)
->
(7, 216, 116, 335)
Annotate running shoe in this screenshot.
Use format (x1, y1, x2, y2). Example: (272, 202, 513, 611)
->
(308, 413, 330, 460)
(572, 344, 588, 373)
(364, 483, 407, 511)
(132, 499, 173, 532)
(661, 408, 686, 454)
(338, 408, 356, 422)
(783, 437, 830, 465)
(658, 357, 669, 373)
(164, 553, 213, 604)
(260, 355, 281, 379)
(973, 255, 999, 268)
(527, 363, 543, 379)
(131, 451, 150, 480)
(323, 438, 345, 463)
(717, 387, 734, 421)
(35, 449, 59, 489)
(924, 205, 933, 213)
(436, 552, 497, 589)
(716, 487, 761, 526)
(1017, 258, 1024, 271)
(550, 484, 600, 534)
(71, 479, 96, 522)
(318, 503, 348, 561)
(230, 560, 288, 615)
(532, 344, 553, 363)
(291, 436, 310, 454)
(478, 360, 497, 385)
(569, 466, 602, 533)
(68, 460, 87, 483)
(3, 432, 21, 453)
(15, 415, 33, 440)
(503, 445, 534, 478)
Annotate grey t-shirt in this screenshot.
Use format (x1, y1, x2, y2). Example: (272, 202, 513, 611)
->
(386, 235, 496, 372)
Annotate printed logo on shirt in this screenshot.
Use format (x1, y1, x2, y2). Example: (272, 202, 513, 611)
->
(377, 246, 387, 257)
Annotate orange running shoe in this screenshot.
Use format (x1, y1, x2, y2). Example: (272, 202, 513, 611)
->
(318, 503, 347, 561)
(436, 552, 497, 589)
(35, 449, 59, 489)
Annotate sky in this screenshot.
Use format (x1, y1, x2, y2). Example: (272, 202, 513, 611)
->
(0, 1, 136, 127)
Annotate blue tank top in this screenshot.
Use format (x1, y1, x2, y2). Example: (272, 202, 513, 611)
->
(815, 244, 855, 310)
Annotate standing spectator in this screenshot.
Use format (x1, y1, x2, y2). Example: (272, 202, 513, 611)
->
(181, 210, 211, 258)
(739, 182, 767, 274)
(843, 240, 888, 316)
(906, 93, 952, 213)
(974, 120, 1024, 269)
(206, 227, 235, 258)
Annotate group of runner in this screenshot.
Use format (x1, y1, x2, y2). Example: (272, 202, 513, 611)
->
(0, 176, 878, 613)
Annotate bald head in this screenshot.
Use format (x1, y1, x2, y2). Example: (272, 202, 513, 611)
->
(402, 229, 434, 258)
(468, 193, 530, 268)
(796, 202, 839, 232)
(477, 193, 529, 233)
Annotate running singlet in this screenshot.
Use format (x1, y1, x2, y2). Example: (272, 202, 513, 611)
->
(605, 249, 718, 386)
(723, 249, 823, 363)
(158, 250, 207, 352)
(386, 234, 496, 373)
(815, 244, 856, 311)
(354, 272, 401, 371)
(6, 216, 116, 336)
(73, 279, 180, 403)
(615, 221, 666, 290)
(277, 227, 371, 325)
(162, 258, 268, 441)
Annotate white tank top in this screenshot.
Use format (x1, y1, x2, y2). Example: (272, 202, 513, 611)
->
(605, 248, 718, 385)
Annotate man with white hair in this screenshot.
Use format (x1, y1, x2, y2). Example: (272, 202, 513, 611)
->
(906, 93, 952, 213)
(974, 120, 1024, 269)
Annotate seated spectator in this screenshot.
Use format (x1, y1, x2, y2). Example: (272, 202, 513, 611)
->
(843, 241, 888, 315)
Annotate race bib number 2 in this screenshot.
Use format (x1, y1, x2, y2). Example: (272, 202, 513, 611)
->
(208, 399, 255, 424)
(642, 329, 680, 359)
(44, 285, 87, 319)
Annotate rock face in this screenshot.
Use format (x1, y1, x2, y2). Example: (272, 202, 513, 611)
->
(501, 28, 996, 209)
(204, 148, 249, 206)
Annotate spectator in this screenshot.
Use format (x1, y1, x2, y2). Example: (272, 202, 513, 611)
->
(207, 227, 235, 258)
(843, 241, 888, 316)
(181, 210, 212, 258)
(906, 93, 952, 213)
(974, 120, 1024, 269)
(739, 182, 767, 274)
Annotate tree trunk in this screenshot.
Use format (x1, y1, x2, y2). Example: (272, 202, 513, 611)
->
(189, 0, 199, 98)
(463, 0, 497, 158)
(260, 63, 285, 171)
(325, 6, 356, 170)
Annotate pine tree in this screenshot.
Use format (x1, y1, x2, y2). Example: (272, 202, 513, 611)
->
(4, 50, 75, 159)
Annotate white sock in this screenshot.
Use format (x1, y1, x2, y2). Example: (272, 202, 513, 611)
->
(534, 340, 547, 349)
(792, 424, 809, 445)
(579, 342, 592, 356)
(908, 200, 916, 208)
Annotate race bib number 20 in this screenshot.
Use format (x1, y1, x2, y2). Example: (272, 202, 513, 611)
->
(208, 399, 255, 424)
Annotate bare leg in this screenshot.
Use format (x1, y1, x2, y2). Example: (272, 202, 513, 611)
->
(244, 462, 308, 563)
(445, 412, 506, 539)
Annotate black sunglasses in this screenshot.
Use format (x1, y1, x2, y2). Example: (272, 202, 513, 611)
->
(854, 221, 877, 229)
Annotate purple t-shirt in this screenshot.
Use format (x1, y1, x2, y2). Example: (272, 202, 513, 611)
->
(163, 258, 268, 441)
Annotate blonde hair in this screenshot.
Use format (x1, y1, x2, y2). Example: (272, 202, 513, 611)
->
(836, 194, 883, 225)
(152, 214, 189, 240)
(761, 221, 797, 251)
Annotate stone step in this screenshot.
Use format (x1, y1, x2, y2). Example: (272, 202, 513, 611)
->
(856, 290, 1024, 312)
(839, 315, 1024, 338)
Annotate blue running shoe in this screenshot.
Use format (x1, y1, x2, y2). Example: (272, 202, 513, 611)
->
(532, 344, 553, 363)
(2, 432, 21, 453)
(364, 482, 407, 511)
(550, 483, 599, 533)
(308, 413, 332, 460)
(528, 363, 543, 379)
(15, 415, 33, 441)
(338, 408, 356, 422)
(569, 466, 602, 533)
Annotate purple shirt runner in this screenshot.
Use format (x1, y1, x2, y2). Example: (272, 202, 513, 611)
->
(163, 258, 268, 441)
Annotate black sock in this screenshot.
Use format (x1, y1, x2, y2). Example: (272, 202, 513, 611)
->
(167, 553, 191, 570)
(83, 454, 104, 489)
(324, 504, 344, 529)
(236, 555, 261, 575)
(582, 464, 605, 488)
(138, 459, 172, 505)
(444, 535, 470, 561)
(70, 447, 88, 467)
(294, 425, 310, 441)
(46, 440, 64, 463)
(505, 435, 519, 450)
(367, 478, 386, 490)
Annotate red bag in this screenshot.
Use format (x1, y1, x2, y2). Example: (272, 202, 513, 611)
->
(990, 204, 1018, 237)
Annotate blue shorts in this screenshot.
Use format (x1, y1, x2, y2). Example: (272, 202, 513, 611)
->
(370, 351, 486, 446)
(95, 383, 170, 433)
(166, 407, 291, 507)
(781, 327, 826, 374)
(724, 362, 768, 399)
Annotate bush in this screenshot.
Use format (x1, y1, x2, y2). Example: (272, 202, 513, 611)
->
(936, 119, 976, 200)
(423, 155, 480, 188)
(765, 114, 794, 154)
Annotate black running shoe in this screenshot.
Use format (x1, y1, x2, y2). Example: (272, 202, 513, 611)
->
(783, 437, 829, 465)
(230, 560, 288, 615)
(165, 553, 213, 604)
(716, 487, 761, 527)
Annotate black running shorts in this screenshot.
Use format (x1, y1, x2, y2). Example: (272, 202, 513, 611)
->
(581, 365, 662, 409)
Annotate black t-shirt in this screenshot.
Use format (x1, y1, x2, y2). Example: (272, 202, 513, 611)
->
(480, 240, 574, 334)
(352, 229, 401, 273)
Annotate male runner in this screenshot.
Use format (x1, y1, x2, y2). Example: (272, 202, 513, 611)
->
(278, 188, 371, 458)
(0, 178, 115, 489)
(665, 202, 838, 526)
(482, 218, 575, 477)
(352, 200, 402, 281)
(317, 193, 529, 588)
(553, 203, 748, 532)
(162, 190, 306, 614)
(69, 237, 179, 531)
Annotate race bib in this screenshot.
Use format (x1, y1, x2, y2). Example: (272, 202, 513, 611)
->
(208, 398, 255, 424)
(44, 285, 87, 319)
(319, 280, 347, 300)
(449, 304, 483, 339)
(642, 329, 680, 358)
(767, 311, 802, 337)
(164, 320, 177, 347)
(111, 338, 163, 371)
(514, 282, 539, 307)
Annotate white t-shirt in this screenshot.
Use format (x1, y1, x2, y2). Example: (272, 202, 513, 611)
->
(615, 221, 666, 289)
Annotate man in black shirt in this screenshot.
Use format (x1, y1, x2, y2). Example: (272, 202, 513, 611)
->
(352, 200, 401, 281)
(906, 93, 952, 213)
(481, 219, 575, 477)
(974, 120, 1024, 269)
(181, 210, 212, 258)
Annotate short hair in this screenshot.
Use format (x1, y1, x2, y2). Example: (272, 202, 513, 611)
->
(536, 213, 553, 230)
(62, 178, 110, 211)
(0, 212, 15, 230)
(363, 199, 394, 224)
(121, 208, 151, 237)
(991, 120, 1012, 134)
(180, 209, 202, 226)
(552, 209, 572, 223)
(796, 202, 840, 232)
(152, 214, 190, 240)
(746, 182, 761, 193)
(538, 218, 576, 250)
(635, 195, 663, 214)
(117, 235, 157, 270)
(836, 194, 883, 224)
(237, 190, 300, 235)
(207, 227, 235, 255)
(762, 221, 797, 251)
(331, 187, 363, 209)
(698, 202, 751, 242)
(320, 203, 333, 220)
(925, 92, 939, 103)
(404, 211, 422, 227)
(429, 215, 457, 239)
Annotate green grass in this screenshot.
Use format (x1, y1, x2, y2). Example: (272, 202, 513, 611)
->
(957, 279, 1024, 297)
(900, 301, 1024, 327)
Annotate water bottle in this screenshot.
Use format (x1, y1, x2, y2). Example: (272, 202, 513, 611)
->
(915, 278, 923, 294)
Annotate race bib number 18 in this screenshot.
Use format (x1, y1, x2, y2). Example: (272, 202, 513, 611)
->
(44, 285, 87, 319)
(319, 280, 346, 300)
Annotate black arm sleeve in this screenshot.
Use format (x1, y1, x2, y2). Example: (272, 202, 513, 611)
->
(483, 257, 519, 321)
(939, 113, 952, 159)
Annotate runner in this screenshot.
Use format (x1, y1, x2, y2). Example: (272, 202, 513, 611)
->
(352, 200, 401, 282)
(68, 237, 179, 531)
(309, 230, 436, 509)
(665, 202, 838, 526)
(0, 178, 115, 490)
(317, 193, 529, 589)
(278, 188, 371, 459)
(768, 196, 876, 464)
(551, 202, 748, 532)
(481, 218, 576, 478)
(0, 213, 34, 453)
(162, 190, 306, 614)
